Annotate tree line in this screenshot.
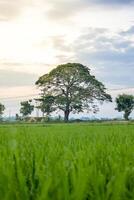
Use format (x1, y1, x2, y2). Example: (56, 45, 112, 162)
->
(0, 63, 134, 121)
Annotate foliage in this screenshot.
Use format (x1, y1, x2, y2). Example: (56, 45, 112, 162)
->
(15, 114, 21, 121)
(36, 63, 112, 121)
(20, 100, 34, 118)
(115, 94, 134, 120)
(0, 103, 5, 119)
(0, 124, 134, 200)
(35, 95, 55, 117)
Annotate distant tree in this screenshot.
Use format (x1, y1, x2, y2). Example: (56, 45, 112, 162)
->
(15, 114, 21, 121)
(115, 94, 134, 120)
(58, 115, 62, 121)
(20, 100, 34, 118)
(36, 63, 112, 122)
(0, 103, 5, 120)
(35, 95, 55, 117)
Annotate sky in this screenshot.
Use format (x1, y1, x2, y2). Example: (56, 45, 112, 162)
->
(0, 0, 134, 119)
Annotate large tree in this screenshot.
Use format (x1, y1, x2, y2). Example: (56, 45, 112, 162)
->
(20, 100, 34, 118)
(115, 94, 134, 120)
(36, 63, 112, 121)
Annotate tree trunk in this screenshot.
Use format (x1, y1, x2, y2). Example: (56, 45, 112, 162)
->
(124, 111, 129, 121)
(42, 110, 45, 118)
(64, 110, 70, 122)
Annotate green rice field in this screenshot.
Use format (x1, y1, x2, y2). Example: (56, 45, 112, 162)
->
(0, 123, 134, 200)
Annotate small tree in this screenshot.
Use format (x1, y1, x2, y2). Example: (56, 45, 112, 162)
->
(20, 100, 34, 118)
(36, 63, 112, 122)
(115, 94, 134, 120)
(15, 114, 21, 121)
(35, 95, 55, 118)
(0, 103, 5, 120)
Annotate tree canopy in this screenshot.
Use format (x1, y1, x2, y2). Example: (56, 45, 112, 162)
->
(35, 95, 55, 117)
(0, 103, 5, 119)
(115, 94, 134, 120)
(36, 63, 112, 121)
(20, 100, 34, 118)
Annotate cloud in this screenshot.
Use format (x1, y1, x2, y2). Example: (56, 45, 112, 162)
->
(0, 0, 133, 22)
(45, 0, 88, 21)
(120, 26, 134, 35)
(0, 0, 32, 21)
(46, 0, 134, 21)
(91, 0, 134, 4)
(0, 61, 55, 76)
(37, 25, 134, 89)
(0, 69, 37, 87)
(66, 26, 134, 87)
(50, 36, 71, 52)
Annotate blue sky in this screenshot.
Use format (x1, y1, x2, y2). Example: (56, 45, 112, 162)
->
(0, 0, 134, 118)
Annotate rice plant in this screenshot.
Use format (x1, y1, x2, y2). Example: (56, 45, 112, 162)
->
(0, 123, 134, 200)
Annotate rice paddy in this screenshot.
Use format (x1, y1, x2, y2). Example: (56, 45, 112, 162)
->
(0, 123, 134, 200)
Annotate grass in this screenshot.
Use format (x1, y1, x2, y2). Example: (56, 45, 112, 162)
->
(0, 123, 134, 200)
